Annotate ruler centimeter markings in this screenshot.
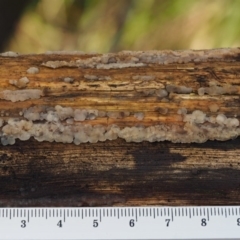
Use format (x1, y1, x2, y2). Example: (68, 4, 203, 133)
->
(0, 206, 240, 239)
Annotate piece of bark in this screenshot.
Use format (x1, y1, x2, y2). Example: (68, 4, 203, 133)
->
(0, 48, 240, 207)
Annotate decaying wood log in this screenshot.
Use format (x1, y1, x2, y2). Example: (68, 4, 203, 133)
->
(0, 48, 240, 206)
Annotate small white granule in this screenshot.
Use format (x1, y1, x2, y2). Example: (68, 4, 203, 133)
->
(198, 87, 205, 96)
(46, 110, 59, 122)
(134, 112, 144, 120)
(192, 110, 206, 123)
(55, 105, 73, 120)
(0, 89, 43, 102)
(0, 51, 18, 57)
(225, 118, 239, 128)
(183, 110, 206, 124)
(74, 109, 88, 121)
(216, 114, 227, 126)
(23, 107, 40, 121)
(1, 136, 15, 145)
(87, 109, 98, 120)
(9, 79, 17, 86)
(178, 86, 192, 94)
(166, 85, 192, 94)
(63, 77, 74, 83)
(209, 103, 219, 113)
(9, 77, 29, 88)
(177, 108, 187, 115)
(27, 67, 39, 74)
(66, 118, 74, 124)
(207, 116, 216, 124)
(155, 89, 168, 98)
(18, 77, 29, 88)
(105, 125, 120, 140)
(42, 60, 69, 69)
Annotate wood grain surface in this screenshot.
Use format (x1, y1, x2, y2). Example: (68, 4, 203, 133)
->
(0, 138, 240, 207)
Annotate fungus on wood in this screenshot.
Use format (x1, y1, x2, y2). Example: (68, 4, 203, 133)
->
(1, 48, 240, 207)
(0, 48, 240, 145)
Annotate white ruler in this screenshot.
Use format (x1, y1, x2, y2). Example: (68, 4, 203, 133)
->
(0, 206, 240, 239)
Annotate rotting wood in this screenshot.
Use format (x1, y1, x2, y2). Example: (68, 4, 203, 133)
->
(1, 138, 240, 207)
(0, 48, 240, 145)
(0, 48, 240, 206)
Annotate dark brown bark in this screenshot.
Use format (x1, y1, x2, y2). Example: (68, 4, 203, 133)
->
(1, 138, 240, 207)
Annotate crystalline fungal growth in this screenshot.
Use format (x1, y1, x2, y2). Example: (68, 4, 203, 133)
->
(0, 105, 239, 145)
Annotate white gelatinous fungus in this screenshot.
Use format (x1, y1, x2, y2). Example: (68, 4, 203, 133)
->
(198, 85, 238, 96)
(55, 105, 74, 120)
(42, 48, 240, 69)
(134, 112, 144, 120)
(63, 77, 74, 83)
(177, 108, 187, 115)
(18, 77, 29, 88)
(198, 87, 205, 96)
(225, 118, 239, 128)
(0, 51, 18, 57)
(216, 114, 227, 126)
(0, 89, 43, 102)
(0, 105, 239, 145)
(155, 89, 168, 98)
(23, 107, 41, 121)
(87, 109, 98, 120)
(9, 79, 17, 86)
(9, 77, 29, 88)
(1, 48, 240, 145)
(74, 109, 88, 121)
(27, 67, 39, 74)
(183, 110, 206, 124)
(166, 85, 192, 94)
